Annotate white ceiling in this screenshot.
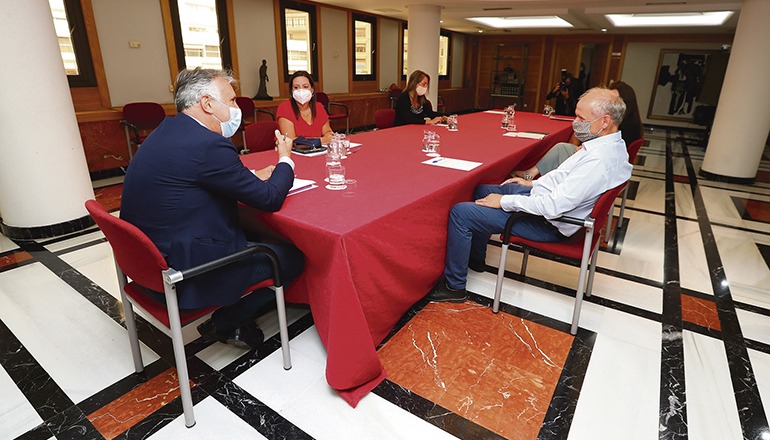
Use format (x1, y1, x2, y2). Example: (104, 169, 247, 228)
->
(310, 0, 742, 34)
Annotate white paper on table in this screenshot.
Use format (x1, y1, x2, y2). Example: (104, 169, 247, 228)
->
(503, 131, 548, 140)
(421, 157, 482, 171)
(348, 142, 362, 148)
(549, 115, 574, 121)
(484, 110, 506, 115)
(288, 177, 317, 196)
(433, 123, 448, 127)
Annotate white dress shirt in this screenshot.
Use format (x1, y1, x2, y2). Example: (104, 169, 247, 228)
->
(500, 131, 632, 236)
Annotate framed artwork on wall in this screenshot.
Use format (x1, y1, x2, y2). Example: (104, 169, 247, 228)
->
(648, 49, 717, 122)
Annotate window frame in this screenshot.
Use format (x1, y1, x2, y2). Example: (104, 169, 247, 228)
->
(59, 0, 97, 87)
(279, 0, 319, 83)
(352, 13, 377, 82)
(168, 0, 233, 71)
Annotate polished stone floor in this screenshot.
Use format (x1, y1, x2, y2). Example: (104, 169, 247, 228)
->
(2, 127, 770, 439)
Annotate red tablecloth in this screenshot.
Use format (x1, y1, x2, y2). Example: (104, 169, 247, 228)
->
(239, 111, 573, 406)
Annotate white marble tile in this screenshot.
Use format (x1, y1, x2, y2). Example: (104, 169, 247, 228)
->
(0, 263, 159, 404)
(683, 330, 743, 440)
(603, 210, 666, 283)
(675, 181, 697, 220)
(747, 348, 770, 431)
(624, 178, 665, 215)
(737, 309, 770, 347)
(0, 233, 18, 253)
(147, 396, 267, 440)
(712, 225, 770, 308)
(677, 218, 714, 295)
(42, 228, 104, 254)
(0, 366, 44, 440)
(235, 327, 458, 440)
(567, 331, 661, 440)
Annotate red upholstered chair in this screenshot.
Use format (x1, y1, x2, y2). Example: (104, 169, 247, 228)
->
(389, 86, 402, 109)
(316, 92, 349, 133)
(235, 97, 275, 149)
(374, 109, 396, 130)
(121, 102, 166, 161)
(605, 138, 645, 241)
(492, 182, 627, 335)
(84, 200, 292, 428)
(244, 121, 279, 153)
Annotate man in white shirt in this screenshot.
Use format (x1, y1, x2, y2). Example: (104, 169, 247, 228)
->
(428, 87, 633, 302)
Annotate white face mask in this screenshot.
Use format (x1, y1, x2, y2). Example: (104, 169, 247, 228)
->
(292, 88, 313, 105)
(211, 98, 242, 138)
(415, 85, 428, 96)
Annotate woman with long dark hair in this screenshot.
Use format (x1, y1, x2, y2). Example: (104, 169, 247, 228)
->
(276, 71, 333, 144)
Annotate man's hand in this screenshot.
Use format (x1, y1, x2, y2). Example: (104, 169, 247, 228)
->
(500, 177, 533, 187)
(475, 193, 504, 209)
(275, 129, 292, 158)
(254, 165, 275, 181)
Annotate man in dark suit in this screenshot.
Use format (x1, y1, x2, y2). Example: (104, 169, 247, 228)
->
(121, 68, 304, 350)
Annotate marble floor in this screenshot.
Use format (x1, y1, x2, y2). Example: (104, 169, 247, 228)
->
(2, 127, 770, 440)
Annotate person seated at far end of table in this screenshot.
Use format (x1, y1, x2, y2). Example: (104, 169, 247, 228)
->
(277, 70, 334, 145)
(120, 67, 305, 350)
(512, 80, 644, 184)
(426, 87, 633, 302)
(394, 69, 446, 127)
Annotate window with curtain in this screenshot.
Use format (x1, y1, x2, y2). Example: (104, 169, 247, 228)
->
(280, 1, 318, 81)
(353, 14, 376, 81)
(169, 0, 231, 71)
(49, 0, 96, 87)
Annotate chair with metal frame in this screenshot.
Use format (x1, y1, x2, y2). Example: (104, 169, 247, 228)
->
(605, 138, 645, 242)
(316, 92, 349, 134)
(84, 199, 292, 428)
(120, 102, 166, 162)
(492, 182, 627, 335)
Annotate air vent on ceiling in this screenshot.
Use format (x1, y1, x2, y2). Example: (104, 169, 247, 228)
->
(645, 1, 687, 5)
(374, 8, 401, 13)
(482, 7, 512, 11)
(567, 28, 594, 31)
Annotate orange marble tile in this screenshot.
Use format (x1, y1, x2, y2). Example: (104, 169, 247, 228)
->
(378, 302, 573, 439)
(94, 184, 123, 212)
(681, 294, 721, 331)
(0, 251, 32, 269)
(87, 368, 192, 439)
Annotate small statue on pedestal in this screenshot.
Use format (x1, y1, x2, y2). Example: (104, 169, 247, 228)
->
(253, 59, 272, 100)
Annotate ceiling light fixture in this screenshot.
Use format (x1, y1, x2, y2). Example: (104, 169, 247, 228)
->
(606, 11, 733, 27)
(468, 16, 572, 29)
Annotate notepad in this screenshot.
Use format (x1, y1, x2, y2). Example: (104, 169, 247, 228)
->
(503, 131, 548, 140)
(422, 157, 482, 171)
(289, 178, 317, 196)
(484, 110, 506, 115)
(549, 115, 574, 121)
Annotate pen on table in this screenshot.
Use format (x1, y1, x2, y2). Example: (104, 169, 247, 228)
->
(431, 158, 444, 163)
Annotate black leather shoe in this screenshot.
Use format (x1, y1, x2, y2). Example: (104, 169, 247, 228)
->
(197, 319, 228, 343)
(426, 280, 467, 303)
(226, 324, 264, 350)
(468, 258, 486, 273)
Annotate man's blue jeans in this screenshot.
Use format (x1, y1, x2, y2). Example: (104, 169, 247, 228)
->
(443, 183, 565, 290)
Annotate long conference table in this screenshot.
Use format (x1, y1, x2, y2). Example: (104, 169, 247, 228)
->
(239, 111, 573, 407)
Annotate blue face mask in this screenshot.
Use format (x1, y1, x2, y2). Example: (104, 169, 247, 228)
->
(211, 98, 242, 138)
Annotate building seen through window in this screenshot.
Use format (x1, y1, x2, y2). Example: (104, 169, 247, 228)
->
(49, 0, 79, 75)
(177, 0, 223, 69)
(402, 29, 451, 78)
(354, 20, 372, 75)
(285, 8, 311, 73)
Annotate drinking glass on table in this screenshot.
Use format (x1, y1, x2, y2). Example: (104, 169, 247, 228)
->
(326, 164, 347, 190)
(447, 114, 458, 131)
(426, 132, 440, 157)
(326, 141, 341, 166)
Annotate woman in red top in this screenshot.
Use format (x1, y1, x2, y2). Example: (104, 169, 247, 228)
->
(276, 71, 333, 144)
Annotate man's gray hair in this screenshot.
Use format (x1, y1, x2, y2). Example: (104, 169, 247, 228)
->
(174, 68, 236, 112)
(581, 87, 626, 126)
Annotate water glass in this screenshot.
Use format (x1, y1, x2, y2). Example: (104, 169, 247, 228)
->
(326, 164, 347, 190)
(501, 114, 509, 129)
(422, 130, 434, 152)
(543, 105, 555, 117)
(447, 114, 458, 131)
(326, 142, 341, 166)
(426, 133, 440, 157)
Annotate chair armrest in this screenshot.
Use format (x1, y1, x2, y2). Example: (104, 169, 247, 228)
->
(328, 101, 349, 115)
(501, 212, 594, 244)
(256, 108, 275, 120)
(120, 120, 141, 144)
(164, 244, 282, 287)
